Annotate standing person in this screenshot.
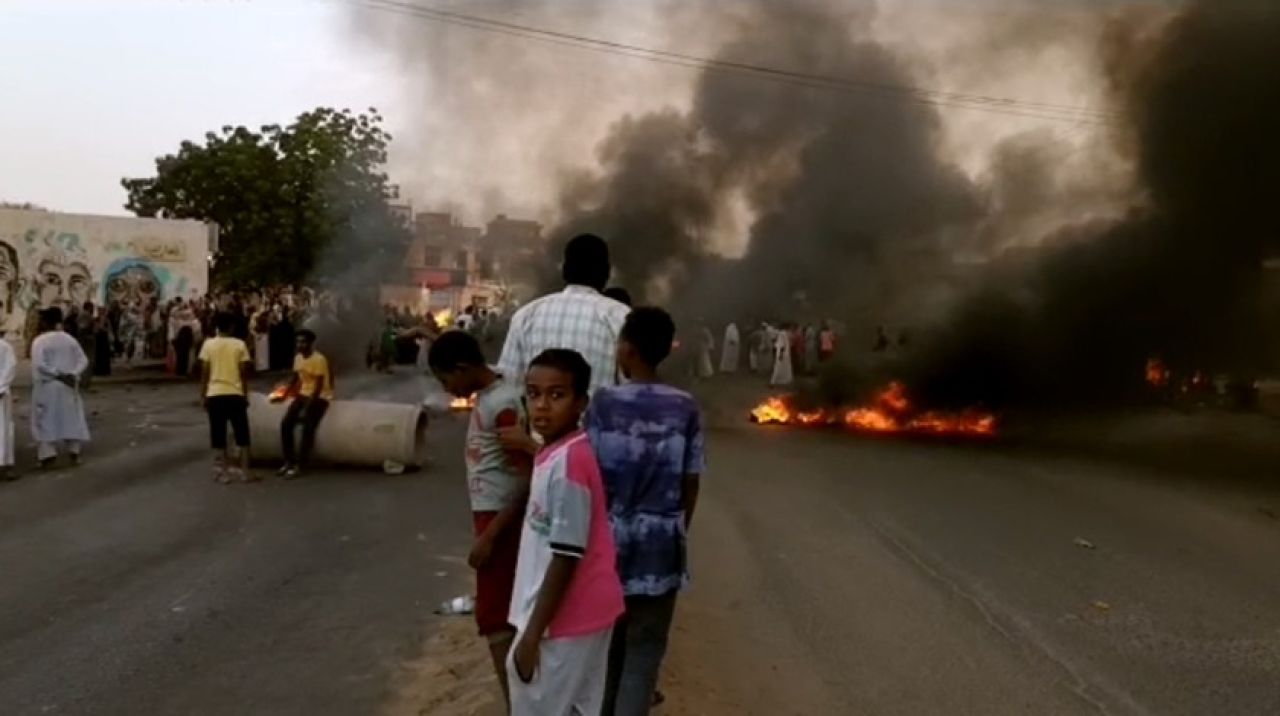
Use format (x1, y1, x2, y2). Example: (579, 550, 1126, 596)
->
(719, 321, 740, 374)
(694, 323, 715, 379)
(75, 303, 96, 389)
(251, 304, 270, 372)
(507, 349, 624, 715)
(498, 233, 629, 397)
(93, 308, 112, 377)
(378, 318, 397, 372)
(820, 321, 836, 362)
(872, 325, 890, 353)
(119, 302, 142, 365)
(758, 323, 776, 376)
(789, 323, 805, 375)
(198, 312, 254, 483)
(770, 324, 794, 387)
(23, 301, 43, 358)
(803, 323, 819, 375)
(268, 304, 294, 372)
(278, 329, 333, 479)
(587, 308, 703, 716)
(169, 300, 198, 377)
(107, 300, 123, 357)
(0, 332, 16, 481)
(427, 330, 532, 708)
(30, 308, 90, 468)
(747, 323, 763, 374)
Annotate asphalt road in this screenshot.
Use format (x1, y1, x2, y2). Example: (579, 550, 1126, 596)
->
(0, 373, 475, 716)
(671, 421, 1280, 715)
(5, 373, 1280, 715)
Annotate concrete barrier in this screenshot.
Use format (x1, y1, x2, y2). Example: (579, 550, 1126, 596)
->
(246, 392, 428, 469)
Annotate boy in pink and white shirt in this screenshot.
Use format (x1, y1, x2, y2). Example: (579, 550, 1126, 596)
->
(508, 348, 624, 715)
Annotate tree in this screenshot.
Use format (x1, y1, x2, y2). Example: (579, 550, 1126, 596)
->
(122, 107, 410, 288)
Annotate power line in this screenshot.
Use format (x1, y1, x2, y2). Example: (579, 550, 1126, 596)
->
(351, 0, 1119, 126)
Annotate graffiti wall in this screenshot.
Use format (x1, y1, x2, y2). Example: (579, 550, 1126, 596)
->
(0, 208, 210, 339)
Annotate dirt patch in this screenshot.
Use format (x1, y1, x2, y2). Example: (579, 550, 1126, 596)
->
(383, 616, 504, 716)
(385, 608, 745, 716)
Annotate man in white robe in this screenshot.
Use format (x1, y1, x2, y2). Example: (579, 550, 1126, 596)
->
(30, 308, 91, 467)
(0, 333, 16, 480)
(696, 324, 715, 379)
(770, 326, 794, 387)
(720, 322, 741, 374)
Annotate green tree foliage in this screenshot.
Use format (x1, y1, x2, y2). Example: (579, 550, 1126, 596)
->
(122, 107, 410, 287)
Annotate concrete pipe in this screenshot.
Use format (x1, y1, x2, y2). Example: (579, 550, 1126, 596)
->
(246, 393, 428, 469)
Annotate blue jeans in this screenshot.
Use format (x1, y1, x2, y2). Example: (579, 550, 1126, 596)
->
(603, 592, 678, 716)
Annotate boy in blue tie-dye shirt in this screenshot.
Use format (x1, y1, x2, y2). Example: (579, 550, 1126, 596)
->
(585, 306, 704, 716)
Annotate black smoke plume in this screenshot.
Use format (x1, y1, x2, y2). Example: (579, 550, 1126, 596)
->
(906, 1, 1280, 409)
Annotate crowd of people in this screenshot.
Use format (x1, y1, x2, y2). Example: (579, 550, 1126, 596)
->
(427, 233, 702, 715)
(687, 319, 839, 387)
(0, 306, 97, 480)
(0, 234, 707, 714)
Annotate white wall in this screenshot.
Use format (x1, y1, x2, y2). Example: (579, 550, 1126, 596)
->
(0, 208, 210, 336)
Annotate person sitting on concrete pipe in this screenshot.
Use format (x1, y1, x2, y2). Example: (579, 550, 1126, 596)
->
(278, 329, 334, 479)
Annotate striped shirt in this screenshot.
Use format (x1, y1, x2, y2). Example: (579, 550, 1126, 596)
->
(498, 285, 629, 395)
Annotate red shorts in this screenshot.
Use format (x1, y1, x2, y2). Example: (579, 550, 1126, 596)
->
(473, 511, 521, 637)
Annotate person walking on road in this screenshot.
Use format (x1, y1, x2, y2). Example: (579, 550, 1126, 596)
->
(199, 312, 254, 483)
(30, 307, 90, 468)
(278, 329, 333, 479)
(720, 321, 740, 374)
(0, 332, 16, 480)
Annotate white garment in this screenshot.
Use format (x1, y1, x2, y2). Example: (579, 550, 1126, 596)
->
(507, 627, 612, 716)
(770, 331, 794, 386)
(720, 323, 741, 373)
(498, 285, 629, 396)
(38, 440, 80, 461)
(254, 333, 270, 372)
(30, 330, 91, 445)
(0, 339, 15, 467)
(696, 327, 715, 378)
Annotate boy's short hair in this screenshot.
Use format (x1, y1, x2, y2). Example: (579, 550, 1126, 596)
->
(528, 349, 592, 398)
(213, 311, 235, 334)
(428, 329, 485, 373)
(297, 328, 317, 343)
(620, 306, 675, 368)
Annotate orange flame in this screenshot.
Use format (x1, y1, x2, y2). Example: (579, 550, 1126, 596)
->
(1145, 358, 1171, 388)
(750, 381, 996, 437)
(268, 383, 297, 403)
(450, 394, 476, 411)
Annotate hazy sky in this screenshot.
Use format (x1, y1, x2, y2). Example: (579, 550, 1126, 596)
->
(0, 0, 398, 216)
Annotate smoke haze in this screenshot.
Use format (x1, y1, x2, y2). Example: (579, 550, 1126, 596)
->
(349, 0, 1280, 408)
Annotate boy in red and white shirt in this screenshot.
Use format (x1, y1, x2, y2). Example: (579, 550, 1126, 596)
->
(508, 348, 624, 715)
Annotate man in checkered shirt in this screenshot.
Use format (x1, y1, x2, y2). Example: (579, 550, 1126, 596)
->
(498, 234, 630, 396)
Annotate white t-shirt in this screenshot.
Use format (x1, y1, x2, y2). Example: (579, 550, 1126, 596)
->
(465, 376, 526, 512)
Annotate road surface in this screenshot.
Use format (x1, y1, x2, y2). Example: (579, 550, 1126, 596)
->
(3, 376, 1279, 715)
(665, 422, 1280, 715)
(0, 375, 474, 715)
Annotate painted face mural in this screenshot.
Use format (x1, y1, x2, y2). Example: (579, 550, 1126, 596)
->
(35, 253, 93, 309)
(0, 242, 19, 316)
(105, 263, 163, 307)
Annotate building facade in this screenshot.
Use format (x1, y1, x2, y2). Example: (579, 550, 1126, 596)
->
(0, 208, 211, 338)
(383, 210, 543, 314)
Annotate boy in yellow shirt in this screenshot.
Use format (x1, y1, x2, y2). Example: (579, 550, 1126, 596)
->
(198, 312, 254, 483)
(279, 329, 334, 479)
